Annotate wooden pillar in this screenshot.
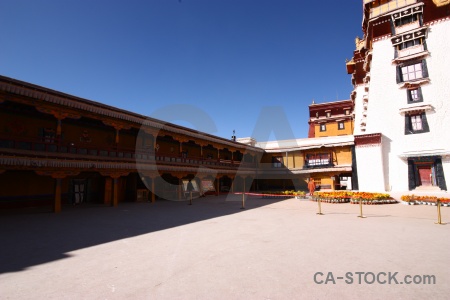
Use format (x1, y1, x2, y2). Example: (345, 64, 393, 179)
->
(112, 178, 119, 207)
(54, 178, 62, 213)
(102, 121, 131, 149)
(115, 129, 120, 145)
(56, 118, 62, 137)
(144, 129, 158, 155)
(35, 108, 81, 142)
(198, 142, 210, 159)
(36, 171, 80, 213)
(104, 177, 112, 205)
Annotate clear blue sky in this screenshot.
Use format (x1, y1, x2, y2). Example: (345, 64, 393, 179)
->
(0, 0, 363, 141)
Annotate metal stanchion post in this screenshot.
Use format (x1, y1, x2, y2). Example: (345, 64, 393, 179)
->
(316, 197, 324, 215)
(357, 198, 366, 218)
(241, 180, 246, 210)
(435, 200, 445, 225)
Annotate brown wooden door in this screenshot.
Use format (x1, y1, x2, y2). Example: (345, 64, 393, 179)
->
(418, 167, 432, 186)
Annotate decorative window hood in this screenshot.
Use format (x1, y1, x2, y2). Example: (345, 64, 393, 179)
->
(399, 104, 433, 115)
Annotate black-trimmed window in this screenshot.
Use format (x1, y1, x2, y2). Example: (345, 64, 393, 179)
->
(407, 87, 423, 103)
(272, 156, 283, 168)
(405, 112, 430, 135)
(320, 124, 326, 132)
(305, 153, 332, 168)
(395, 13, 419, 27)
(396, 60, 429, 83)
(338, 122, 345, 130)
(398, 38, 422, 50)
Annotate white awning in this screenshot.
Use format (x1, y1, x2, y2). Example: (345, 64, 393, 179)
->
(398, 150, 450, 159)
(399, 104, 433, 115)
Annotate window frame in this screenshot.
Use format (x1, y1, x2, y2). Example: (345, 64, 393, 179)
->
(397, 60, 429, 84)
(407, 87, 423, 104)
(272, 156, 283, 168)
(405, 112, 430, 135)
(320, 124, 326, 132)
(397, 37, 423, 51)
(394, 13, 419, 27)
(305, 153, 332, 168)
(338, 121, 345, 130)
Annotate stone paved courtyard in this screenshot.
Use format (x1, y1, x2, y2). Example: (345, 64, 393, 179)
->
(1, 195, 449, 299)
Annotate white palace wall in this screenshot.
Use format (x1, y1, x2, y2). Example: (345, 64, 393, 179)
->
(355, 20, 450, 192)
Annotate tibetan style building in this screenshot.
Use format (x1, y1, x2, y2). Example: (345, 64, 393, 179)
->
(307, 100, 354, 138)
(0, 75, 357, 213)
(254, 135, 356, 192)
(2, 1, 448, 213)
(347, 0, 449, 192)
(0, 75, 264, 212)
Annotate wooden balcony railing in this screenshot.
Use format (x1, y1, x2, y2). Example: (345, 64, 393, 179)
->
(0, 135, 257, 169)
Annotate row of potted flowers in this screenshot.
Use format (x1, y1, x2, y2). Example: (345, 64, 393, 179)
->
(311, 191, 395, 205)
(400, 195, 450, 206)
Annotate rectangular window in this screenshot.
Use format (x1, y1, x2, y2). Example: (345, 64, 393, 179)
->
(411, 115, 423, 131)
(398, 38, 422, 50)
(338, 122, 345, 130)
(407, 88, 423, 103)
(410, 89, 419, 101)
(397, 60, 429, 83)
(306, 153, 331, 167)
(272, 156, 283, 168)
(395, 14, 418, 27)
(405, 112, 430, 135)
(401, 63, 422, 81)
(320, 124, 326, 132)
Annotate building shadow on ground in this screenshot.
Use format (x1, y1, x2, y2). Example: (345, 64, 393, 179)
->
(0, 195, 283, 274)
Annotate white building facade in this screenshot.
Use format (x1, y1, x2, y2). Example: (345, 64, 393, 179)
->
(347, 0, 450, 192)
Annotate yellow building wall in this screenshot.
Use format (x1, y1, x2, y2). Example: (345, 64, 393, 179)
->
(334, 146, 352, 165)
(261, 151, 305, 169)
(314, 120, 353, 137)
(293, 152, 305, 169)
